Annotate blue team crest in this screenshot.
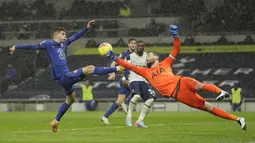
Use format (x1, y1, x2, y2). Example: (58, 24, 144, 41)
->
(57, 48, 65, 60)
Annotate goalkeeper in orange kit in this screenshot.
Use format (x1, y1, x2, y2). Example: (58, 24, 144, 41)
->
(106, 25, 247, 130)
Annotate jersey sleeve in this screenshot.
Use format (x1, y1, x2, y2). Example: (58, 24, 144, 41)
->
(65, 28, 89, 45)
(39, 40, 48, 49)
(162, 38, 181, 66)
(116, 58, 147, 78)
(15, 40, 48, 50)
(119, 52, 129, 60)
(169, 38, 180, 60)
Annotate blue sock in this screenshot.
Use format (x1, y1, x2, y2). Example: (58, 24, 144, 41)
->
(125, 96, 132, 105)
(104, 102, 119, 118)
(56, 102, 70, 122)
(93, 67, 117, 75)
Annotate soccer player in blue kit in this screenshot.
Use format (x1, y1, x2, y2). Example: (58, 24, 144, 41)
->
(101, 39, 137, 124)
(9, 20, 123, 132)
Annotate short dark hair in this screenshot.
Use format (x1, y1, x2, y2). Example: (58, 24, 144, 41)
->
(128, 38, 137, 43)
(137, 40, 145, 46)
(147, 51, 159, 56)
(52, 27, 66, 36)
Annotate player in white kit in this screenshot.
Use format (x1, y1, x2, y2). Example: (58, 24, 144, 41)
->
(125, 41, 156, 128)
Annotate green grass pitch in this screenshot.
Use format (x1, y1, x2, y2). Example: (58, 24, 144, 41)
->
(0, 112, 254, 143)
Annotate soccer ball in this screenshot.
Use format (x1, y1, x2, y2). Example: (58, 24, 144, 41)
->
(98, 42, 113, 56)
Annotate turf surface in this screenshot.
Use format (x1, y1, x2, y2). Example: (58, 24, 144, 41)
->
(0, 112, 254, 143)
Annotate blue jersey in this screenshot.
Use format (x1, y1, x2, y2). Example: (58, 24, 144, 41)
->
(119, 49, 132, 60)
(15, 28, 89, 80)
(39, 40, 69, 79)
(119, 49, 132, 80)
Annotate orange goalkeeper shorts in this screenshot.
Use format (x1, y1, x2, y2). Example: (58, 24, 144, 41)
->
(172, 77, 206, 110)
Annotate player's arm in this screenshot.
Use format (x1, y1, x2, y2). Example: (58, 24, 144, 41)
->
(122, 55, 131, 86)
(123, 55, 131, 80)
(108, 52, 125, 80)
(107, 51, 147, 77)
(9, 40, 47, 54)
(109, 52, 125, 68)
(162, 25, 180, 66)
(65, 20, 96, 45)
(116, 58, 146, 77)
(108, 52, 130, 80)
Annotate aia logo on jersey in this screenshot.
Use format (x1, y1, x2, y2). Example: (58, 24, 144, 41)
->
(57, 48, 65, 60)
(151, 68, 165, 79)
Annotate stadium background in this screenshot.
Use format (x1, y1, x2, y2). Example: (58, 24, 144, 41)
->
(0, 0, 255, 112)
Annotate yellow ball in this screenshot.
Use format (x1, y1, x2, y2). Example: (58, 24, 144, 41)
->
(98, 42, 113, 56)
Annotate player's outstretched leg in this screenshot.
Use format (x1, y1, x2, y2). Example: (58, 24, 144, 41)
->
(50, 92, 75, 132)
(204, 102, 247, 131)
(135, 98, 154, 128)
(200, 83, 231, 100)
(101, 94, 127, 124)
(126, 94, 140, 127)
(179, 77, 246, 131)
(184, 77, 231, 100)
(82, 65, 123, 76)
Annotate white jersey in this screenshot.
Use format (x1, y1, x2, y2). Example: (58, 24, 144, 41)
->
(128, 52, 148, 83)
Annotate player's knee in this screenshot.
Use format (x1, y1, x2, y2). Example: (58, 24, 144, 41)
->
(144, 98, 154, 108)
(196, 83, 204, 91)
(204, 102, 213, 112)
(66, 93, 76, 105)
(131, 94, 140, 104)
(116, 99, 124, 105)
(82, 65, 95, 75)
(66, 98, 75, 105)
(116, 94, 125, 105)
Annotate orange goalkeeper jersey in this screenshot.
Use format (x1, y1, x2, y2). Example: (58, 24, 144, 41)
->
(115, 38, 181, 97)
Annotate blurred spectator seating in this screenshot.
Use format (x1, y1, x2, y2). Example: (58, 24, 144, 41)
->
(0, 47, 49, 88)
(193, 0, 255, 33)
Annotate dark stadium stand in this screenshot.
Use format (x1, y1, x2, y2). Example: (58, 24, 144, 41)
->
(0, 47, 49, 95)
(193, 0, 255, 32)
(1, 0, 254, 40)
(0, 0, 125, 20)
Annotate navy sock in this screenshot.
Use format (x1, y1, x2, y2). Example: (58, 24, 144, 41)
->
(93, 67, 117, 75)
(125, 96, 132, 105)
(104, 103, 119, 118)
(56, 102, 70, 122)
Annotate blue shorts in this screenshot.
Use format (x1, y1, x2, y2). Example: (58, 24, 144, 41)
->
(118, 79, 130, 96)
(130, 81, 156, 101)
(58, 68, 84, 95)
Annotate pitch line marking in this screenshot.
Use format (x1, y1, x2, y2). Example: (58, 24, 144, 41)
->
(8, 122, 219, 134)
(8, 124, 166, 134)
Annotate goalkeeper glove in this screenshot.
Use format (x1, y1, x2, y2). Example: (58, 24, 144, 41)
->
(169, 25, 179, 38)
(107, 50, 118, 61)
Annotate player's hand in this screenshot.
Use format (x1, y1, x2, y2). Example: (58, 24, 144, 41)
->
(9, 45, 16, 54)
(87, 20, 96, 29)
(108, 73, 116, 80)
(169, 25, 178, 38)
(107, 50, 118, 61)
